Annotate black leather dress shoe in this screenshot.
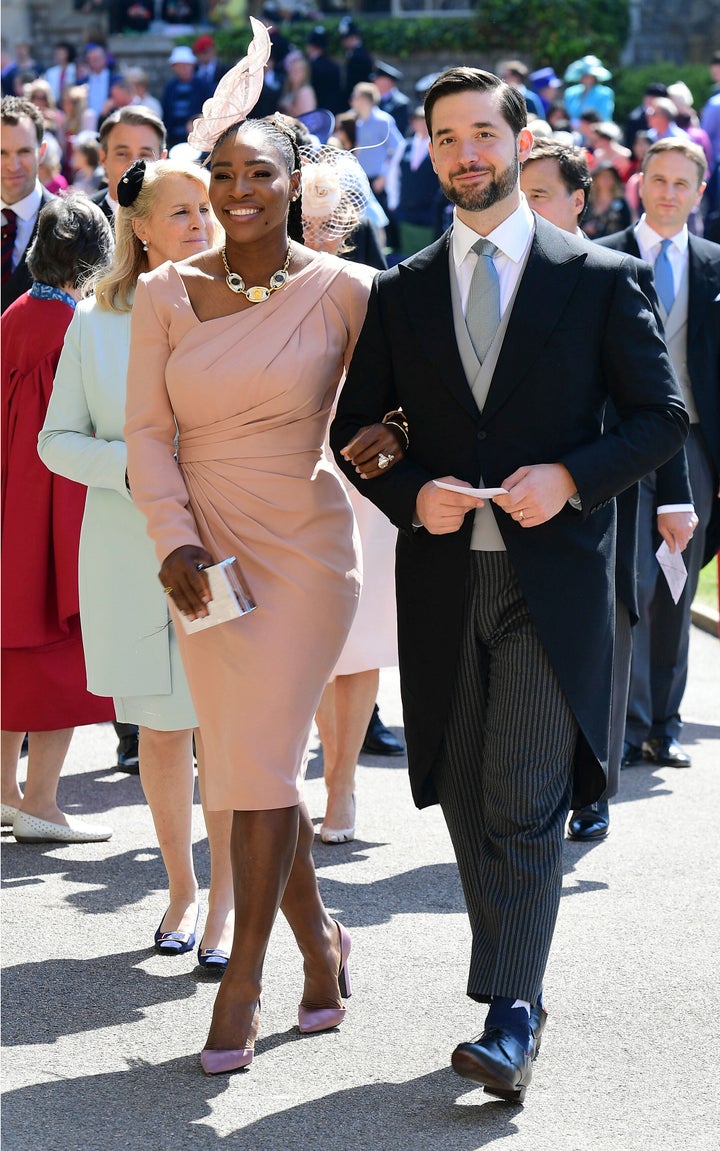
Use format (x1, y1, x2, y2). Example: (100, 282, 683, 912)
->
(621, 741, 645, 768)
(116, 734, 140, 774)
(361, 705, 405, 756)
(451, 1026, 534, 1102)
(567, 799, 610, 842)
(642, 737, 691, 767)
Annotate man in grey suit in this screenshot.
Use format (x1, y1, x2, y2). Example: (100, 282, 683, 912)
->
(1, 96, 55, 314)
(331, 68, 688, 1102)
(597, 137, 720, 770)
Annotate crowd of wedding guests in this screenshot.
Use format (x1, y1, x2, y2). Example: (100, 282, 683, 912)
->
(3, 26, 720, 256)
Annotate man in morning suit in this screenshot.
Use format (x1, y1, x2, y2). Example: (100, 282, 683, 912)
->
(519, 137, 694, 842)
(330, 68, 688, 1102)
(1, 96, 55, 314)
(597, 137, 720, 770)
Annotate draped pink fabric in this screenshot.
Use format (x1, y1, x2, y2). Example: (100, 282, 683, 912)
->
(125, 255, 375, 809)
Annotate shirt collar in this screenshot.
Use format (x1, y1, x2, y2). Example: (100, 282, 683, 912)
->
(635, 215, 688, 254)
(1, 180, 43, 223)
(452, 195, 535, 270)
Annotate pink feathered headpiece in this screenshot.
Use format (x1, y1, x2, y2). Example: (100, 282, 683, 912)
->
(188, 18, 271, 152)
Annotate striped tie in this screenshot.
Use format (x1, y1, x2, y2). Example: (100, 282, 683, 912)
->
(2, 208, 18, 284)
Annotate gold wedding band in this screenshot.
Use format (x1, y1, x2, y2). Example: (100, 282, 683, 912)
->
(519, 511, 524, 522)
(163, 586, 173, 594)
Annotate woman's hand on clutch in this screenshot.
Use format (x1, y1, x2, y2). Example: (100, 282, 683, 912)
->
(159, 545, 214, 620)
(340, 423, 405, 480)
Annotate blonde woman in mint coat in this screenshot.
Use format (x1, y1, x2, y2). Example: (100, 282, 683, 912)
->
(39, 159, 233, 971)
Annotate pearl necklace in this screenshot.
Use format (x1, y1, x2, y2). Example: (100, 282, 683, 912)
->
(220, 245, 291, 302)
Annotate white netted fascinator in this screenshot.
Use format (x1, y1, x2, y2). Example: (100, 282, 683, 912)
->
(187, 17, 271, 152)
(298, 145, 373, 246)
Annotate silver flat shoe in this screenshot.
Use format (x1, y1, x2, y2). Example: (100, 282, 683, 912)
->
(319, 825, 355, 845)
(13, 810, 113, 843)
(1, 803, 20, 827)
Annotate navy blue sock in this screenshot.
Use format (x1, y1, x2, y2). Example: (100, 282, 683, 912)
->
(485, 996, 532, 1049)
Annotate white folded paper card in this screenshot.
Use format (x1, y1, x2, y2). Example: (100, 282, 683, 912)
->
(434, 481, 508, 498)
(655, 540, 687, 605)
(178, 556, 257, 634)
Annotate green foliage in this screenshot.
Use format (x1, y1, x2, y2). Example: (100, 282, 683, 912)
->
(611, 62, 714, 124)
(213, 2, 629, 74)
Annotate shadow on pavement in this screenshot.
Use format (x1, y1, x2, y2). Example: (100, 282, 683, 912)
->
(1, 949, 198, 1047)
(1, 1056, 525, 1151)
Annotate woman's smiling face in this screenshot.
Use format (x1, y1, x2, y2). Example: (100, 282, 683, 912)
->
(209, 127, 300, 241)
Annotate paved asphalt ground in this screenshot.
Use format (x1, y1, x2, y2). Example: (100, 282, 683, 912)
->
(2, 623, 718, 1151)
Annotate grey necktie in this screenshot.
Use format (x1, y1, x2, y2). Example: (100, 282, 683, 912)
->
(465, 237, 500, 363)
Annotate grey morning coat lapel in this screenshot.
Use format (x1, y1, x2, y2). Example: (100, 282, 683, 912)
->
(398, 233, 481, 424)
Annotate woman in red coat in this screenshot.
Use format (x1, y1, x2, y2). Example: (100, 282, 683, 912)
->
(1, 193, 115, 843)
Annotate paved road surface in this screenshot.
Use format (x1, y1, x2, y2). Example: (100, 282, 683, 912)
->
(2, 625, 718, 1150)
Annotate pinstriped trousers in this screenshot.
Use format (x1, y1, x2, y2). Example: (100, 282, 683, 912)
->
(433, 551, 577, 1006)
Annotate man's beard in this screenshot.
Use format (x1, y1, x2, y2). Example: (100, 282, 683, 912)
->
(441, 152, 519, 213)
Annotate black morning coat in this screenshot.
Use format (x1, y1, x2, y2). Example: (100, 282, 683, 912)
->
(331, 215, 689, 811)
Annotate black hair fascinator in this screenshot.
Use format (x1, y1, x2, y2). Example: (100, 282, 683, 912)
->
(117, 159, 146, 207)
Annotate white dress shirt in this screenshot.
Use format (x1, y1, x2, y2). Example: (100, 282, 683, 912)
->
(1, 181, 43, 271)
(451, 194, 535, 317)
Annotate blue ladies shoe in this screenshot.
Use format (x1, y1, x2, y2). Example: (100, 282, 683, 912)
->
(154, 906, 200, 955)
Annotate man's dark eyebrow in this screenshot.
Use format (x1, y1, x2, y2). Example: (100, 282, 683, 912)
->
(434, 120, 496, 136)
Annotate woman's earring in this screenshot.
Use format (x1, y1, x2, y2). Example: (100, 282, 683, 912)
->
(142, 240, 149, 252)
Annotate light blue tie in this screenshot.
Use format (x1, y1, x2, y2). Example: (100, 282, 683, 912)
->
(654, 238, 675, 315)
(466, 237, 500, 363)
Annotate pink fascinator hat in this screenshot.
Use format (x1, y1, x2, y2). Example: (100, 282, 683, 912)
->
(188, 17, 271, 152)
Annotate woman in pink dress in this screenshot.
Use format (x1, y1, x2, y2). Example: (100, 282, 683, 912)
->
(124, 42, 378, 1066)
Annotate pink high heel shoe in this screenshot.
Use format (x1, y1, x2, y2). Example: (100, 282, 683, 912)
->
(200, 999, 260, 1074)
(298, 921, 352, 1033)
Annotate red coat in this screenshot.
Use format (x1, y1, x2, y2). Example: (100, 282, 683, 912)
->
(1, 292, 114, 729)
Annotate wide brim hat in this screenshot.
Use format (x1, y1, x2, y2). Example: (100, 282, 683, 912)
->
(563, 55, 612, 84)
(169, 46, 196, 66)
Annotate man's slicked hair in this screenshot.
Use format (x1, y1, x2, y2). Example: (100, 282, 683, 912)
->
(423, 67, 527, 139)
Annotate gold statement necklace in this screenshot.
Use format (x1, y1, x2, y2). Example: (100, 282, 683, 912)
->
(221, 245, 292, 303)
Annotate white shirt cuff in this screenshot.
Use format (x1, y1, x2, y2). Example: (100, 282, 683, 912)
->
(657, 504, 695, 514)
